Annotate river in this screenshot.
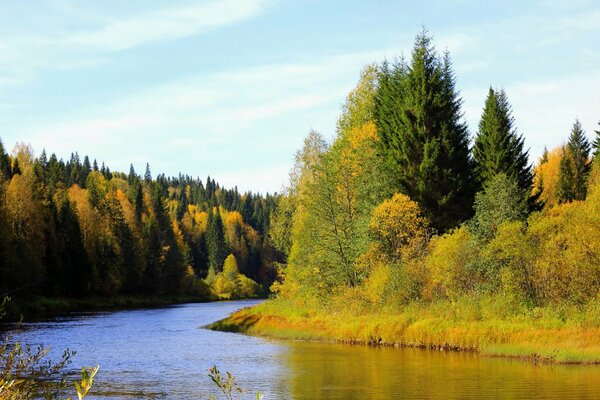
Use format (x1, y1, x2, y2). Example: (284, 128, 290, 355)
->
(6, 300, 600, 399)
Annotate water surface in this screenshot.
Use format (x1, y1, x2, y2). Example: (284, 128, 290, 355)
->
(7, 300, 600, 399)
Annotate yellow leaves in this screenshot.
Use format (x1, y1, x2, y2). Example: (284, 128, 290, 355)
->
(347, 121, 378, 148)
(338, 122, 379, 179)
(424, 226, 476, 301)
(213, 254, 259, 299)
(5, 174, 43, 238)
(225, 211, 244, 227)
(362, 262, 392, 306)
(194, 211, 208, 231)
(370, 193, 429, 262)
(533, 146, 562, 207)
(171, 220, 186, 248)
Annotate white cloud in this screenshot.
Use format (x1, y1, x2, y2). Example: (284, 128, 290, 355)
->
(0, 0, 270, 89)
(67, 0, 269, 52)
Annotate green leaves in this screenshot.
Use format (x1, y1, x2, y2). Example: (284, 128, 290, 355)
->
(208, 365, 262, 400)
(473, 88, 532, 192)
(374, 31, 474, 232)
(71, 365, 99, 400)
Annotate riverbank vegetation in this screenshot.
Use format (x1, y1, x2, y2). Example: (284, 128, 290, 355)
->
(0, 138, 279, 317)
(214, 30, 600, 364)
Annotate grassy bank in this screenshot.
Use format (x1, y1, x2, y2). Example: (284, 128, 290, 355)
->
(208, 296, 600, 365)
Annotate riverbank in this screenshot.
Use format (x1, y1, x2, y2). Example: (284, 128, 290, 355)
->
(208, 297, 600, 365)
(3, 294, 219, 320)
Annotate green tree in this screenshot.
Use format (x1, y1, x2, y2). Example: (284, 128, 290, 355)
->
(337, 63, 379, 133)
(374, 31, 474, 232)
(207, 209, 227, 275)
(556, 147, 575, 203)
(593, 121, 600, 159)
(144, 163, 152, 184)
(561, 120, 592, 201)
(473, 88, 531, 191)
(128, 164, 136, 185)
(468, 173, 529, 240)
(569, 119, 591, 200)
(0, 138, 11, 180)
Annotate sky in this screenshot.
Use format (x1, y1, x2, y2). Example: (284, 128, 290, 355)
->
(0, 0, 599, 193)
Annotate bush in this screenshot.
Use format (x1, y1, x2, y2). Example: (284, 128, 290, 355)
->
(212, 255, 260, 299)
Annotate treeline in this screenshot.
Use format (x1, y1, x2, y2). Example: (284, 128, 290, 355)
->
(270, 31, 600, 311)
(0, 143, 279, 299)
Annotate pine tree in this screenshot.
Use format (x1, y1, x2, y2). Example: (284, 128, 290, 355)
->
(0, 138, 11, 180)
(144, 163, 152, 183)
(374, 31, 474, 232)
(39, 149, 48, 169)
(593, 121, 600, 159)
(556, 147, 575, 203)
(81, 155, 91, 187)
(206, 209, 227, 275)
(567, 119, 591, 200)
(473, 88, 532, 191)
(128, 164, 136, 185)
(68, 153, 81, 186)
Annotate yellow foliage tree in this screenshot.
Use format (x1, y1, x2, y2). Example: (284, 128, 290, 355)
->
(369, 193, 429, 262)
(424, 226, 480, 300)
(532, 146, 562, 207)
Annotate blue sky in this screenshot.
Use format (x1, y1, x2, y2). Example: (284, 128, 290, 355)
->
(0, 0, 599, 193)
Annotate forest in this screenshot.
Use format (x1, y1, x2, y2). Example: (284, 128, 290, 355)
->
(1, 31, 600, 363)
(217, 31, 600, 363)
(0, 142, 280, 304)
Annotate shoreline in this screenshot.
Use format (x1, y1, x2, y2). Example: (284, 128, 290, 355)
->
(207, 301, 600, 366)
(2, 294, 264, 322)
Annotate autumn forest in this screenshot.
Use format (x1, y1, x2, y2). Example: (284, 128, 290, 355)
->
(1, 31, 600, 364)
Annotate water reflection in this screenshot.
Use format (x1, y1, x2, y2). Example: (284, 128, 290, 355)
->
(283, 341, 600, 399)
(6, 301, 600, 399)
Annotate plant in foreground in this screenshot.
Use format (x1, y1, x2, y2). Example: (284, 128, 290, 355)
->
(208, 365, 263, 400)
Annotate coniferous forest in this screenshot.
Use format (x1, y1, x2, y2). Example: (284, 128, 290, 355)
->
(0, 141, 280, 303)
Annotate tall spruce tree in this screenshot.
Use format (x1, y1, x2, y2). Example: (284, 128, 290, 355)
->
(473, 88, 532, 191)
(206, 209, 227, 275)
(556, 147, 575, 203)
(566, 119, 591, 200)
(144, 163, 152, 183)
(374, 31, 474, 232)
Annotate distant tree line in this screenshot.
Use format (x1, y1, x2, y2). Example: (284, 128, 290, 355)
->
(0, 143, 279, 299)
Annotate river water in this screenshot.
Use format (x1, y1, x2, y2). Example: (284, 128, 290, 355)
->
(6, 300, 600, 399)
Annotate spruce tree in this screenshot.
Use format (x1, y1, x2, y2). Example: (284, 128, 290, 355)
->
(128, 164, 136, 185)
(144, 163, 152, 183)
(0, 138, 11, 180)
(593, 121, 600, 159)
(206, 209, 227, 274)
(374, 31, 474, 232)
(473, 88, 532, 191)
(82, 155, 91, 187)
(567, 119, 591, 200)
(556, 147, 575, 203)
